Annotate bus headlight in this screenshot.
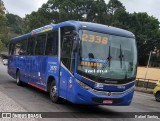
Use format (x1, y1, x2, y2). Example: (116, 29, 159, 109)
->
(76, 79, 92, 90)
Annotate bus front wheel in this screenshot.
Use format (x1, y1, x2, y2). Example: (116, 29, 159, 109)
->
(16, 71, 23, 86)
(49, 81, 59, 103)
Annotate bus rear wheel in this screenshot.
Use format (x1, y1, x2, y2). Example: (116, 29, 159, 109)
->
(155, 92, 160, 102)
(49, 81, 59, 103)
(16, 71, 23, 86)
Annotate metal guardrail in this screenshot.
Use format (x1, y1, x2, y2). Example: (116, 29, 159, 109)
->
(136, 78, 158, 90)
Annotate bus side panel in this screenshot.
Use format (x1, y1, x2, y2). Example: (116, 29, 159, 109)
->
(33, 56, 48, 89)
(59, 66, 69, 99)
(8, 56, 26, 80)
(26, 56, 59, 91)
(45, 57, 59, 91)
(24, 56, 37, 84)
(8, 56, 16, 79)
(23, 56, 31, 83)
(18, 56, 27, 82)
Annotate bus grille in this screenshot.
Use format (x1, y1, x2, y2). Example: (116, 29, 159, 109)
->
(90, 86, 134, 97)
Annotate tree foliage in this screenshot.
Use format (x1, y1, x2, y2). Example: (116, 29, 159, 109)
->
(0, 0, 8, 52)
(107, 0, 125, 15)
(6, 13, 23, 35)
(23, 0, 108, 32)
(112, 11, 160, 65)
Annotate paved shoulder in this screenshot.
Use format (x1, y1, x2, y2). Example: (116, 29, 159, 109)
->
(0, 86, 26, 112)
(0, 85, 37, 121)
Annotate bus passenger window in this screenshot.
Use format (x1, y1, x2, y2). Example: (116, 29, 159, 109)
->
(45, 31, 58, 56)
(9, 43, 14, 55)
(35, 34, 46, 55)
(19, 39, 27, 55)
(27, 37, 35, 55)
(15, 40, 26, 55)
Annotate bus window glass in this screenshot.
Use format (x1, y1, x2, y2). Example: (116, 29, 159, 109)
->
(15, 40, 27, 55)
(27, 37, 35, 55)
(61, 27, 75, 71)
(9, 43, 13, 55)
(15, 42, 21, 55)
(11, 43, 15, 55)
(45, 31, 58, 56)
(35, 34, 46, 55)
(78, 30, 137, 80)
(19, 39, 27, 55)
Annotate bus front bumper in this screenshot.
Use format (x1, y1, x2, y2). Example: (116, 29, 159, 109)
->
(68, 81, 135, 106)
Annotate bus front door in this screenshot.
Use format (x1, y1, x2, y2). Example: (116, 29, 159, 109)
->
(59, 27, 75, 99)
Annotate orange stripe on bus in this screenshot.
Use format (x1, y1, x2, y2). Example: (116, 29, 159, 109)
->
(28, 82, 46, 91)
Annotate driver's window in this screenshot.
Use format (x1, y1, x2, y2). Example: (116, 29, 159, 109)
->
(61, 26, 75, 72)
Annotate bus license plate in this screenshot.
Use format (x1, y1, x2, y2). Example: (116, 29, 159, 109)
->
(103, 100, 113, 104)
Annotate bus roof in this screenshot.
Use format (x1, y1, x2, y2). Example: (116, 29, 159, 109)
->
(11, 20, 135, 42)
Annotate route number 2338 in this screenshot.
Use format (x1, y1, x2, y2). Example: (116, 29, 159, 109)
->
(82, 34, 108, 44)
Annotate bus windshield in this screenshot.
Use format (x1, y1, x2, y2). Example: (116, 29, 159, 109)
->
(77, 30, 137, 82)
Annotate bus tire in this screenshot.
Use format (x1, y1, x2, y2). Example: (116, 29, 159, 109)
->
(49, 81, 59, 103)
(16, 71, 23, 86)
(155, 92, 160, 102)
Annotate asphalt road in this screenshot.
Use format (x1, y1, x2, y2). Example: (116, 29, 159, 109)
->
(0, 62, 160, 121)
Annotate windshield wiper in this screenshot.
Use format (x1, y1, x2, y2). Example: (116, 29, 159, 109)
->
(119, 44, 123, 68)
(107, 46, 112, 68)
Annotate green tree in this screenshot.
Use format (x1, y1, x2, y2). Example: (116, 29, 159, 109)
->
(6, 13, 23, 34)
(0, 40, 5, 52)
(112, 11, 160, 65)
(0, 0, 8, 52)
(106, 0, 125, 25)
(133, 13, 160, 65)
(23, 0, 108, 32)
(107, 0, 125, 15)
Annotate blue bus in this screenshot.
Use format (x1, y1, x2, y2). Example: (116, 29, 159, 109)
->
(8, 20, 137, 105)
